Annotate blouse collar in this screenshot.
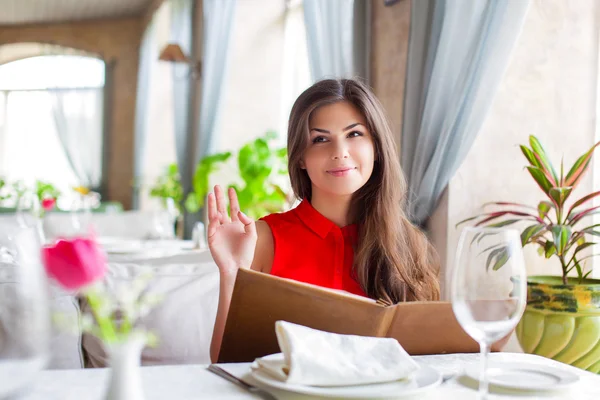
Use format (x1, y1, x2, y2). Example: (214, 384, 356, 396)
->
(294, 199, 358, 242)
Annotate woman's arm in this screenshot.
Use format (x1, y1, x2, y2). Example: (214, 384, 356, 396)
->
(208, 185, 273, 362)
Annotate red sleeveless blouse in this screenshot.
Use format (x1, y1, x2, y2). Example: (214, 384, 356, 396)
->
(260, 199, 367, 297)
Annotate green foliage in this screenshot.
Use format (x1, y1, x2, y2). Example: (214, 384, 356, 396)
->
(231, 131, 289, 220)
(0, 178, 10, 203)
(185, 152, 232, 213)
(185, 131, 289, 219)
(35, 180, 60, 202)
(458, 135, 600, 284)
(149, 163, 184, 212)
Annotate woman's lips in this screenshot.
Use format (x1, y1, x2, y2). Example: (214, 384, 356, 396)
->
(326, 167, 356, 177)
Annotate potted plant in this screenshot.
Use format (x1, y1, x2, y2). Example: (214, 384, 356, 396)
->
(459, 135, 600, 373)
(185, 131, 290, 220)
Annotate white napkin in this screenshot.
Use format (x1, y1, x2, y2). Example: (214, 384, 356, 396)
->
(251, 321, 420, 387)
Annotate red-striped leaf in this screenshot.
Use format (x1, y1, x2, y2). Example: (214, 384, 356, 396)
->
(533, 152, 559, 186)
(573, 253, 600, 264)
(483, 201, 537, 211)
(574, 256, 583, 278)
(474, 211, 539, 226)
(538, 201, 553, 220)
(549, 187, 572, 208)
(530, 136, 559, 186)
(520, 145, 541, 168)
(577, 223, 600, 233)
(567, 191, 600, 218)
(567, 241, 596, 269)
(551, 225, 572, 256)
(544, 241, 556, 258)
(455, 215, 479, 227)
(485, 247, 510, 272)
(568, 205, 600, 225)
(560, 157, 565, 186)
(487, 219, 523, 228)
(527, 166, 553, 196)
(570, 242, 595, 262)
(564, 141, 600, 187)
(521, 224, 546, 246)
(567, 232, 586, 252)
(493, 247, 511, 271)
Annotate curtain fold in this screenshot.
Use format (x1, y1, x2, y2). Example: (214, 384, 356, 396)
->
(50, 88, 104, 189)
(302, 0, 355, 81)
(195, 0, 237, 162)
(401, 0, 530, 226)
(170, 0, 194, 192)
(132, 21, 158, 209)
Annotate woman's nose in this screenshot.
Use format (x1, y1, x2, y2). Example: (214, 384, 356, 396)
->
(331, 140, 350, 160)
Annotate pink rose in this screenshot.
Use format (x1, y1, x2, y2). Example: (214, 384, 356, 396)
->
(41, 198, 55, 211)
(42, 237, 106, 290)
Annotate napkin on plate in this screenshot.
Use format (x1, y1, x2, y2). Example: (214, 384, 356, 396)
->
(251, 321, 420, 387)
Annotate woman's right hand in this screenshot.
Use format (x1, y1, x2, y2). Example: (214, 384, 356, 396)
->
(207, 185, 257, 276)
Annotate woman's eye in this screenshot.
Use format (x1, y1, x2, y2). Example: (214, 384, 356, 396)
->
(348, 131, 363, 138)
(312, 136, 328, 144)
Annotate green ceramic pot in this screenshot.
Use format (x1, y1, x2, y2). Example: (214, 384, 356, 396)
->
(516, 275, 600, 373)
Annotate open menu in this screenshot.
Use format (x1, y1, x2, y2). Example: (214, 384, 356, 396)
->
(218, 268, 508, 363)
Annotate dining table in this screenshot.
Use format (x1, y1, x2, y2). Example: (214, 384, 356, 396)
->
(28, 237, 600, 398)
(14, 352, 600, 399)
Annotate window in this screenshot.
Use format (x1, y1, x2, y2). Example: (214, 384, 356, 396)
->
(0, 54, 105, 204)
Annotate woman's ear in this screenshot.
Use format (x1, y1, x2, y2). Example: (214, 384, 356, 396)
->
(299, 159, 306, 169)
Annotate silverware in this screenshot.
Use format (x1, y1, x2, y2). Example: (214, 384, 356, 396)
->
(442, 373, 455, 384)
(208, 364, 278, 400)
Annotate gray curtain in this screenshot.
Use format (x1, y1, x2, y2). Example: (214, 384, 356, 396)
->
(401, 0, 530, 226)
(170, 0, 194, 193)
(132, 21, 157, 209)
(99, 60, 115, 199)
(303, 0, 356, 81)
(50, 88, 104, 189)
(195, 0, 237, 161)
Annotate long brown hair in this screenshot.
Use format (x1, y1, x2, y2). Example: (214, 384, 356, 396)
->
(287, 79, 440, 302)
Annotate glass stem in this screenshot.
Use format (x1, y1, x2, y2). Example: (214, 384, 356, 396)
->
(478, 341, 491, 399)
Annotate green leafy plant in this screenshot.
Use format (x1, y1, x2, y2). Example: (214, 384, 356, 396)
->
(185, 132, 289, 220)
(149, 163, 185, 213)
(232, 132, 289, 219)
(185, 152, 232, 213)
(0, 178, 11, 204)
(35, 180, 60, 203)
(459, 135, 600, 284)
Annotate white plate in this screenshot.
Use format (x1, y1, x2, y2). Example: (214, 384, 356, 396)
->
(250, 362, 441, 399)
(464, 361, 580, 391)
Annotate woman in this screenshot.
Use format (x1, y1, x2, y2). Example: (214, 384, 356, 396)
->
(208, 79, 440, 362)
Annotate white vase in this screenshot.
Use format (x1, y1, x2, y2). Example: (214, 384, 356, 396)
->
(103, 335, 146, 400)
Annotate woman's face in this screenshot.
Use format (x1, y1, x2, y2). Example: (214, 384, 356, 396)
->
(302, 101, 375, 198)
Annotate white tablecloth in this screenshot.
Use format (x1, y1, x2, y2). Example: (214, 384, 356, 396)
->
(16, 353, 600, 399)
(102, 239, 210, 263)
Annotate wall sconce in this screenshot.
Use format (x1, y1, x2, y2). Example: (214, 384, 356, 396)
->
(158, 43, 202, 79)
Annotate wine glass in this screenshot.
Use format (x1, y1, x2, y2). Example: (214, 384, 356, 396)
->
(451, 227, 527, 398)
(0, 226, 50, 398)
(149, 198, 177, 240)
(15, 192, 45, 244)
